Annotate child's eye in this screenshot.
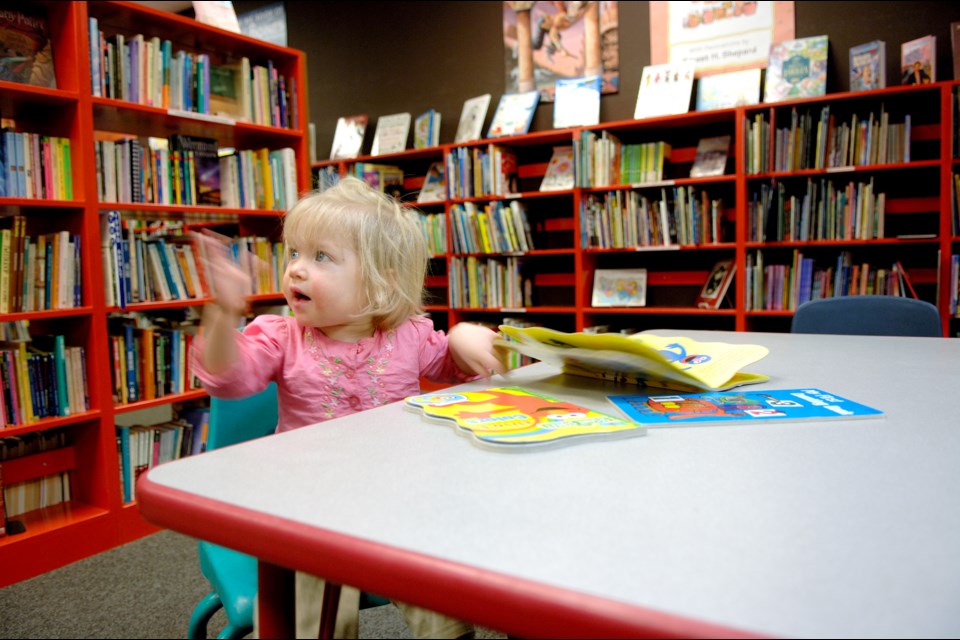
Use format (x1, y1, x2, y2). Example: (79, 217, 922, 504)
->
(288, 249, 300, 259)
(314, 251, 328, 262)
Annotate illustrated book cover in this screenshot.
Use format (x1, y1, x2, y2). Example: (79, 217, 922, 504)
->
(417, 161, 446, 204)
(608, 388, 884, 428)
(405, 386, 646, 451)
(634, 63, 695, 120)
(454, 94, 491, 144)
(0, 5, 57, 88)
(496, 325, 770, 393)
(487, 91, 540, 138)
(539, 145, 575, 192)
(689, 135, 731, 178)
(553, 75, 601, 129)
(696, 260, 736, 309)
(591, 268, 647, 308)
(169, 135, 220, 206)
(849, 40, 886, 92)
(330, 114, 368, 160)
(192, 1, 241, 33)
(414, 108, 441, 149)
(901, 35, 935, 85)
(695, 69, 760, 111)
(764, 35, 829, 103)
(371, 112, 412, 156)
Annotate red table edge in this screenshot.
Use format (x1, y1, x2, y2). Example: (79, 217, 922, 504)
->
(137, 475, 768, 639)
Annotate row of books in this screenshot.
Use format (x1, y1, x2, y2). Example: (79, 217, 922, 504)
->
(445, 145, 518, 200)
(0, 430, 71, 528)
(107, 319, 200, 406)
(0, 220, 81, 314)
(220, 147, 299, 211)
(0, 127, 73, 200)
(1, 336, 88, 428)
(417, 212, 446, 257)
(450, 201, 534, 255)
(449, 256, 531, 310)
(580, 188, 726, 250)
(745, 250, 917, 312)
(748, 178, 886, 243)
(117, 413, 203, 503)
(88, 19, 297, 129)
(576, 131, 672, 188)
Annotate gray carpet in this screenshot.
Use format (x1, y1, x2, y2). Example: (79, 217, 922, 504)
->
(0, 529, 507, 639)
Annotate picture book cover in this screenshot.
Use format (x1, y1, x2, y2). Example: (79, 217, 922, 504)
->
(496, 325, 770, 393)
(454, 94, 491, 144)
(405, 386, 646, 451)
(696, 260, 736, 309)
(901, 35, 935, 85)
(371, 112, 412, 156)
(591, 268, 647, 307)
(330, 114, 368, 160)
(170, 135, 220, 206)
(689, 135, 731, 178)
(417, 161, 446, 204)
(0, 5, 57, 88)
(539, 145, 575, 192)
(608, 388, 884, 428)
(764, 35, 829, 103)
(634, 63, 695, 119)
(849, 40, 886, 92)
(553, 75, 601, 129)
(695, 69, 761, 111)
(413, 108, 440, 149)
(487, 91, 540, 138)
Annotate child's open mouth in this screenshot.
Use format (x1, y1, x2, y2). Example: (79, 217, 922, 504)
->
(292, 290, 311, 302)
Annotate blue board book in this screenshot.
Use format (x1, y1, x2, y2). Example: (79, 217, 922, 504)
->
(607, 388, 883, 427)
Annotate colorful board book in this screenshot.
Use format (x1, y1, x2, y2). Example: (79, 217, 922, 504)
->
(405, 386, 646, 451)
(608, 388, 884, 428)
(497, 325, 769, 393)
(487, 91, 540, 138)
(849, 40, 886, 91)
(764, 35, 829, 103)
(900, 35, 935, 85)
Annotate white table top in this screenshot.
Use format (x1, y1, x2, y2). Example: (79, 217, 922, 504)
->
(139, 330, 960, 638)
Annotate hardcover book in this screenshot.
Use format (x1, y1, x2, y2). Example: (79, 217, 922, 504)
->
(169, 135, 220, 206)
(417, 161, 446, 203)
(454, 94, 491, 144)
(553, 75, 601, 129)
(539, 145, 575, 192)
(634, 63, 695, 119)
(487, 91, 540, 138)
(689, 135, 731, 178)
(607, 388, 884, 428)
(697, 260, 736, 309)
(764, 35, 829, 103)
(370, 112, 412, 156)
(330, 114, 368, 160)
(591, 268, 647, 307)
(0, 5, 57, 88)
(849, 40, 886, 92)
(413, 108, 440, 149)
(901, 35, 935, 85)
(695, 69, 761, 111)
(405, 386, 646, 451)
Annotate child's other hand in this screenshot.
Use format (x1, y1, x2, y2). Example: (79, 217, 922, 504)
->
(192, 230, 251, 316)
(448, 323, 508, 378)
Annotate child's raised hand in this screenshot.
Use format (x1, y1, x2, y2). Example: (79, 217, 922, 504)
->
(448, 322, 509, 378)
(192, 229, 252, 316)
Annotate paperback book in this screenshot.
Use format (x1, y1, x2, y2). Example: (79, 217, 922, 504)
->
(901, 35, 935, 85)
(496, 325, 770, 393)
(0, 5, 57, 88)
(634, 63, 695, 119)
(417, 161, 446, 204)
(371, 112, 412, 156)
(405, 386, 646, 451)
(454, 94, 491, 144)
(849, 40, 886, 92)
(539, 145, 575, 192)
(689, 135, 731, 178)
(553, 75, 601, 129)
(413, 108, 441, 149)
(764, 35, 829, 103)
(695, 69, 760, 111)
(330, 114, 368, 160)
(591, 268, 647, 307)
(608, 388, 884, 428)
(487, 91, 540, 138)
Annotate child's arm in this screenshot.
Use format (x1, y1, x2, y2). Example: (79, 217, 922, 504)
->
(447, 322, 508, 377)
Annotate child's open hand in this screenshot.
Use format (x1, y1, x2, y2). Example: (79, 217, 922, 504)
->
(448, 323, 509, 378)
(192, 229, 252, 316)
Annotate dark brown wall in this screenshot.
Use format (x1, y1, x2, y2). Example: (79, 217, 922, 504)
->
(233, 1, 960, 160)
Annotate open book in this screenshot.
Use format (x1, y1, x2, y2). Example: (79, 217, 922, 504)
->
(497, 326, 769, 392)
(405, 386, 646, 451)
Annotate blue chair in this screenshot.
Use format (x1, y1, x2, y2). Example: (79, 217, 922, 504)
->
(187, 383, 389, 639)
(791, 295, 942, 337)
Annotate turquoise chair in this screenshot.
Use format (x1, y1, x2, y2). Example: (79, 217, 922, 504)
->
(187, 383, 389, 639)
(791, 295, 942, 337)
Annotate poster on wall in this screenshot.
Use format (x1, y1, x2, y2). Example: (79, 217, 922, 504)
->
(503, 1, 619, 103)
(649, 1, 795, 78)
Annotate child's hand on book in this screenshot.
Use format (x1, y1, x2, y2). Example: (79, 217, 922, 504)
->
(448, 322, 509, 378)
(192, 230, 256, 316)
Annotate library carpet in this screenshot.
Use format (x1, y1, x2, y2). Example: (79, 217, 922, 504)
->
(0, 529, 507, 639)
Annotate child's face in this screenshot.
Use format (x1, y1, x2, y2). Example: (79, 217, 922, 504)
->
(282, 234, 370, 338)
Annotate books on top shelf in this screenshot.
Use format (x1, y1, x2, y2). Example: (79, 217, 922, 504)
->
(539, 145, 575, 192)
(607, 388, 884, 428)
(413, 108, 441, 149)
(764, 35, 829, 103)
(405, 386, 646, 451)
(553, 75, 601, 129)
(0, 5, 57, 88)
(330, 114, 368, 160)
(689, 135, 731, 178)
(695, 68, 761, 111)
(191, 1, 242, 33)
(591, 268, 647, 307)
(849, 40, 886, 92)
(454, 94, 491, 144)
(634, 63, 695, 119)
(417, 161, 446, 203)
(900, 35, 935, 85)
(209, 60, 251, 121)
(487, 91, 540, 138)
(697, 260, 736, 309)
(496, 325, 770, 392)
(371, 112, 412, 156)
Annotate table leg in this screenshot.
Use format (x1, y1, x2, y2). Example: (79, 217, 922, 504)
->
(258, 561, 296, 639)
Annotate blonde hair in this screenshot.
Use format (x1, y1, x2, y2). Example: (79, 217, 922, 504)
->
(283, 176, 427, 329)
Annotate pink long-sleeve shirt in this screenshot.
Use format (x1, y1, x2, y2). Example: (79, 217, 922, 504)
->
(190, 314, 474, 432)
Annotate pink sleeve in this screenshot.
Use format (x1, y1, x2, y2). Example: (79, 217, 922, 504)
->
(411, 317, 479, 384)
(190, 315, 289, 398)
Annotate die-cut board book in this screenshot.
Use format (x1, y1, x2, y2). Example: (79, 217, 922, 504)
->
(405, 386, 646, 451)
(496, 326, 769, 393)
